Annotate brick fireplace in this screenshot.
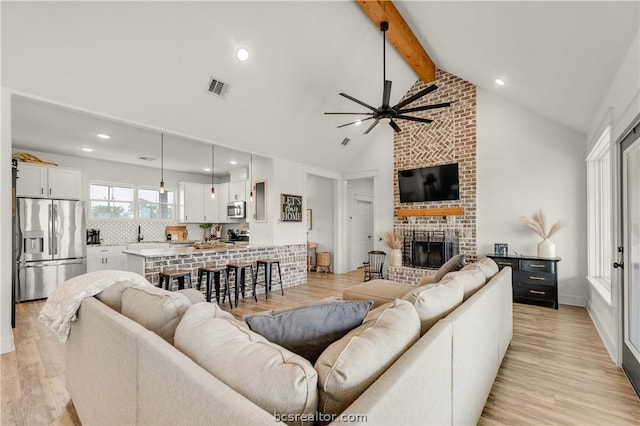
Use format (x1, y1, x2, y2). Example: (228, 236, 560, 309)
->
(388, 69, 477, 286)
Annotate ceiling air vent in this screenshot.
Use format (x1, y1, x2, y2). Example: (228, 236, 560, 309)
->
(207, 76, 230, 98)
(341, 138, 351, 146)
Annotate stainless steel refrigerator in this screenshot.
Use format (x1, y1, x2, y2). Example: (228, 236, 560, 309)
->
(15, 198, 86, 302)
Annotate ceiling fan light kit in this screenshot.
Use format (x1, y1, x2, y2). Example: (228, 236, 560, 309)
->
(325, 21, 451, 135)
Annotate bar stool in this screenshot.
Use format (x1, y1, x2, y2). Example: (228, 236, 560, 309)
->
(225, 262, 255, 307)
(159, 270, 192, 291)
(197, 266, 230, 307)
(253, 259, 284, 300)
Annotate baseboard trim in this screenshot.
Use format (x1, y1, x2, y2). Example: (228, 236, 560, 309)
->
(559, 294, 586, 307)
(586, 300, 618, 364)
(1, 333, 15, 354)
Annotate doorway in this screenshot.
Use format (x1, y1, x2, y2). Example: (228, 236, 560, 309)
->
(620, 118, 640, 396)
(354, 197, 373, 267)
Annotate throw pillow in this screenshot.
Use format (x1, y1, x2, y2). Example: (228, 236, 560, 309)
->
(439, 268, 486, 300)
(174, 303, 318, 420)
(315, 299, 420, 416)
(244, 300, 373, 363)
(434, 254, 466, 282)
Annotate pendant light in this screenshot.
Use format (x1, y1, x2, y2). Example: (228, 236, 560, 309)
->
(159, 133, 165, 194)
(249, 154, 254, 202)
(210, 145, 216, 198)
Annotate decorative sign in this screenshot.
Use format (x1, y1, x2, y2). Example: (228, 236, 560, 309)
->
(281, 193, 303, 222)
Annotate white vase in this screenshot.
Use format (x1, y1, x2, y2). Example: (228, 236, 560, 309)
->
(537, 238, 556, 258)
(390, 249, 402, 267)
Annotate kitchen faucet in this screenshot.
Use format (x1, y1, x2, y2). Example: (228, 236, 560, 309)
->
(137, 225, 143, 242)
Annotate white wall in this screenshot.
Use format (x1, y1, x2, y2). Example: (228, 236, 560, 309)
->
(306, 174, 334, 255)
(586, 30, 640, 363)
(477, 88, 588, 306)
(272, 158, 305, 246)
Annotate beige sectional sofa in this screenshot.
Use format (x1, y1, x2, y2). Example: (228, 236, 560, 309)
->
(65, 259, 512, 425)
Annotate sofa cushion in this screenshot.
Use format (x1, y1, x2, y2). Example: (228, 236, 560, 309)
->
(342, 279, 412, 308)
(96, 280, 139, 313)
(477, 257, 499, 279)
(434, 254, 466, 282)
(440, 268, 486, 300)
(121, 286, 192, 344)
(315, 299, 420, 416)
(177, 288, 206, 305)
(402, 281, 465, 335)
(174, 303, 318, 421)
(244, 300, 373, 363)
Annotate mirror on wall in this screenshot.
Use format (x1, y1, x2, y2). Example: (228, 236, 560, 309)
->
(254, 180, 267, 222)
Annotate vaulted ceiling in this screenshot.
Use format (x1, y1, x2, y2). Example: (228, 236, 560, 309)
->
(2, 1, 638, 174)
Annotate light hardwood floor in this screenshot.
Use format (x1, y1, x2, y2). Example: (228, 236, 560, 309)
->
(2, 270, 639, 425)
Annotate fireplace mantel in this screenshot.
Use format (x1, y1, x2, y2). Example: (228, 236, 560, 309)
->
(395, 207, 465, 217)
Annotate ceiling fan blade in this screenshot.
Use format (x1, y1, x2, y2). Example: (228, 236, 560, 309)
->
(339, 93, 377, 111)
(398, 102, 451, 114)
(337, 117, 374, 128)
(388, 119, 402, 133)
(382, 80, 392, 107)
(393, 84, 438, 110)
(396, 114, 434, 124)
(363, 119, 380, 134)
(324, 112, 375, 115)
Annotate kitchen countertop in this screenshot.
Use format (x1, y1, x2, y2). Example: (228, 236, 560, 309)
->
(122, 242, 261, 258)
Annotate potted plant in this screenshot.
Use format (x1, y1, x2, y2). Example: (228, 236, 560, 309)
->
(199, 223, 213, 241)
(382, 231, 403, 267)
(521, 210, 568, 257)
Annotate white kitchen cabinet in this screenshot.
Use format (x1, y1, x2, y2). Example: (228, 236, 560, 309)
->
(229, 180, 247, 202)
(87, 245, 126, 272)
(217, 182, 230, 222)
(203, 185, 219, 223)
(178, 182, 205, 223)
(16, 163, 81, 200)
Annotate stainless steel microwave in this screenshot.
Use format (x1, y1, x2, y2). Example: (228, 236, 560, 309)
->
(227, 201, 246, 219)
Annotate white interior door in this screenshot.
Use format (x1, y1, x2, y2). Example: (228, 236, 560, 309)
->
(620, 121, 640, 396)
(354, 198, 373, 268)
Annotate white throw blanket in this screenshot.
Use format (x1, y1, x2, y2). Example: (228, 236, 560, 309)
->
(38, 270, 152, 342)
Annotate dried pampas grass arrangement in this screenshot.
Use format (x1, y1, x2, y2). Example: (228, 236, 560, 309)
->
(382, 231, 403, 249)
(521, 210, 568, 239)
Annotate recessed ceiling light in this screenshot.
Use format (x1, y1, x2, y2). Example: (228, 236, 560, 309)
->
(229, 160, 238, 165)
(204, 168, 211, 172)
(81, 146, 94, 152)
(236, 47, 249, 62)
(96, 133, 111, 139)
(355, 120, 362, 126)
(494, 78, 505, 86)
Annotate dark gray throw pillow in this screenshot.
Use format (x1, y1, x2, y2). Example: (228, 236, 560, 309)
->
(434, 254, 466, 282)
(244, 300, 374, 363)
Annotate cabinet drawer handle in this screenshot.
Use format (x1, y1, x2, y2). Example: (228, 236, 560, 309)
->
(530, 290, 546, 295)
(498, 262, 511, 266)
(529, 264, 546, 268)
(528, 276, 545, 281)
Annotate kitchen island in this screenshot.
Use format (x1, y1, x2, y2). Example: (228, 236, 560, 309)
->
(123, 243, 307, 291)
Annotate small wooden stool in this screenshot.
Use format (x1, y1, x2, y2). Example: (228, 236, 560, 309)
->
(198, 266, 229, 306)
(253, 259, 283, 300)
(159, 270, 192, 291)
(225, 262, 255, 307)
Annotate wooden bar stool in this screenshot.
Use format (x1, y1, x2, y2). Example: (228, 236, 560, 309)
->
(253, 259, 283, 300)
(225, 262, 255, 307)
(159, 270, 192, 291)
(197, 266, 230, 306)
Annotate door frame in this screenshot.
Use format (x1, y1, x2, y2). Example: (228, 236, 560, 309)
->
(617, 113, 640, 395)
(352, 194, 374, 270)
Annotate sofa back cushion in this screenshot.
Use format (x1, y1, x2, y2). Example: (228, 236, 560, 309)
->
(96, 280, 139, 313)
(121, 286, 191, 344)
(174, 303, 318, 422)
(244, 300, 372, 363)
(461, 257, 499, 280)
(315, 299, 420, 416)
(402, 281, 464, 335)
(440, 268, 486, 300)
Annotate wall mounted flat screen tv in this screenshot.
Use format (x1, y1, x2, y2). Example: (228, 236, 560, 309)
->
(398, 163, 460, 203)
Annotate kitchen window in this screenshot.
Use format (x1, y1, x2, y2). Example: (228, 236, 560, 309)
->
(138, 187, 174, 220)
(90, 183, 135, 219)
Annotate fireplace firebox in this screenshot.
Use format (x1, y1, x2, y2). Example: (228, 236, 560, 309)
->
(402, 230, 459, 269)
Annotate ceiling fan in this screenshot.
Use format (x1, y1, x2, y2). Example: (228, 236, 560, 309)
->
(325, 21, 451, 135)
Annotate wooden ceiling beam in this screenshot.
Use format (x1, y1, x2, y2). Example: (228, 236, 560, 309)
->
(355, 0, 436, 83)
